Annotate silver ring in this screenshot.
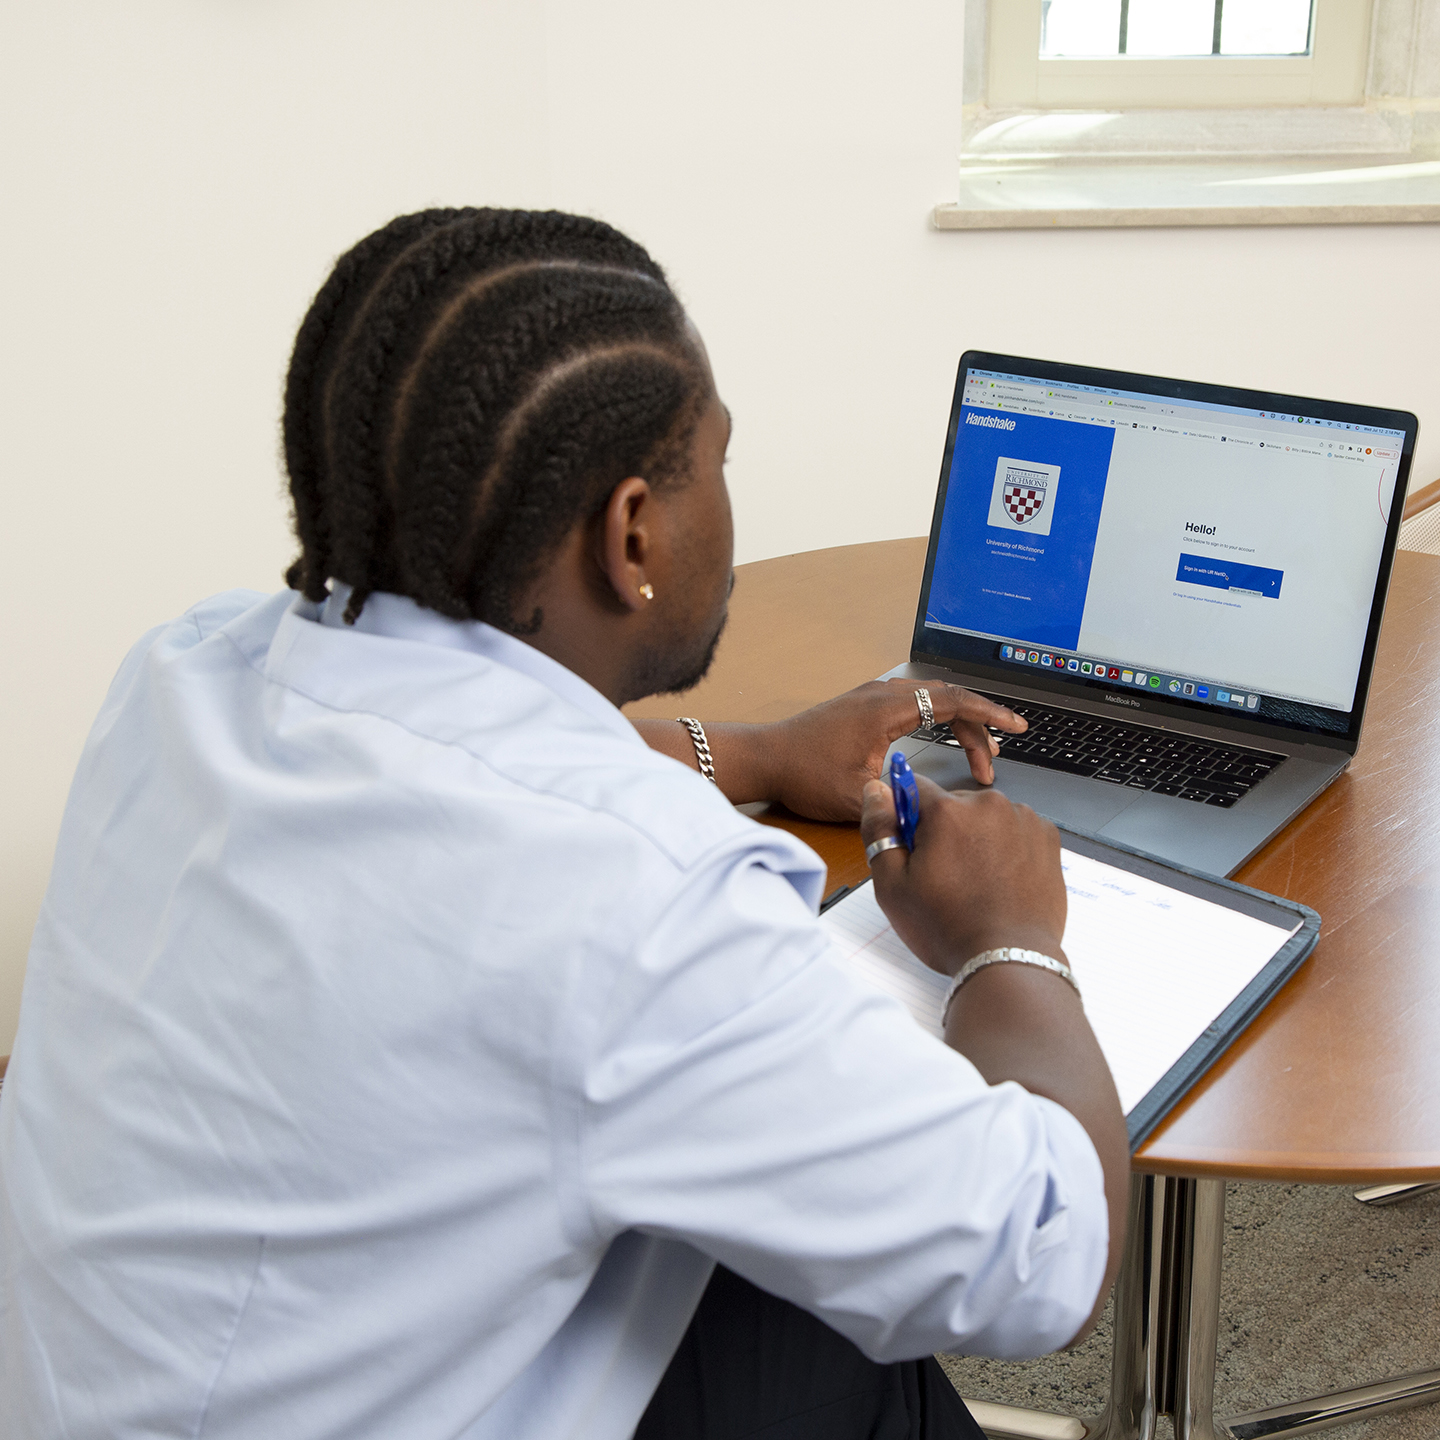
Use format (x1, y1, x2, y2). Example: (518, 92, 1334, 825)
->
(914, 688, 935, 729)
(865, 835, 906, 864)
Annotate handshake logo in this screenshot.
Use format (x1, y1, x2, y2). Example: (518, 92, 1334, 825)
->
(966, 412, 1017, 432)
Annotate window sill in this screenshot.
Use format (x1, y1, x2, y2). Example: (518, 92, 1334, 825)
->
(933, 158, 1440, 230)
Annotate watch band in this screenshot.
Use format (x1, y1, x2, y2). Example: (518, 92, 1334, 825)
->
(943, 947, 1080, 1022)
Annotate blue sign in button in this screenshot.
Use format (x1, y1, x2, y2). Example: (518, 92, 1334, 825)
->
(1176, 553, 1283, 599)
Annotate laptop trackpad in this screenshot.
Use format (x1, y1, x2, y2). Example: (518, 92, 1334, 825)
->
(906, 743, 1138, 832)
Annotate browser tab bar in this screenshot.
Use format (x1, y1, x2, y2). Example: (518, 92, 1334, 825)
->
(964, 367, 1406, 445)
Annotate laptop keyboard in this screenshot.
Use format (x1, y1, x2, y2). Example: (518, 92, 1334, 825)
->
(913, 691, 1286, 808)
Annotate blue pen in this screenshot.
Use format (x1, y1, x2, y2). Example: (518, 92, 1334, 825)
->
(888, 749, 920, 851)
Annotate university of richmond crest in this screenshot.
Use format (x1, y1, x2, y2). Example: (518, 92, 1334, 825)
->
(1003, 467, 1049, 525)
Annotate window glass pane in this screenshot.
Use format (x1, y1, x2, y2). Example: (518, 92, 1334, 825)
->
(1220, 0, 1313, 54)
(1040, 0, 1122, 57)
(1124, 0, 1217, 55)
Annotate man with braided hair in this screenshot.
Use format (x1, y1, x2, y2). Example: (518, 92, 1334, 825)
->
(0, 209, 1127, 1440)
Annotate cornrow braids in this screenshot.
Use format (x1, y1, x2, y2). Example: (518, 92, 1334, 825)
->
(282, 208, 468, 600)
(281, 208, 704, 629)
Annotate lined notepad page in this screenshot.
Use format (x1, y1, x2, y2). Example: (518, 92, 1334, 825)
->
(819, 850, 1301, 1115)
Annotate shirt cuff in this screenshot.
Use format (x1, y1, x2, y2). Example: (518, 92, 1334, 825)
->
(965, 1092, 1111, 1360)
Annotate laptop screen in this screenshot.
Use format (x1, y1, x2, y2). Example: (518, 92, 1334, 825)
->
(914, 353, 1417, 743)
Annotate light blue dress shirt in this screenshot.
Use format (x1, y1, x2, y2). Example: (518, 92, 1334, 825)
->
(0, 586, 1107, 1440)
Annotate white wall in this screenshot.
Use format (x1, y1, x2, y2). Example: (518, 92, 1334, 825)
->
(2, 0, 1436, 1051)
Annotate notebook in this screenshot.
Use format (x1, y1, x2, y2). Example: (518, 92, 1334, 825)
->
(819, 828, 1320, 1148)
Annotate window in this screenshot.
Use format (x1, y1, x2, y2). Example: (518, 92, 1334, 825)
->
(986, 0, 1369, 111)
(1041, 0, 1315, 59)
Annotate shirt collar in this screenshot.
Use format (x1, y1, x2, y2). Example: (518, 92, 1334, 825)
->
(318, 583, 643, 748)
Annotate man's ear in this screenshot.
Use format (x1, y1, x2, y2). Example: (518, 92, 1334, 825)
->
(592, 476, 657, 613)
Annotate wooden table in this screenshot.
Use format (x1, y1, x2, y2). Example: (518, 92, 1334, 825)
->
(627, 537, 1440, 1440)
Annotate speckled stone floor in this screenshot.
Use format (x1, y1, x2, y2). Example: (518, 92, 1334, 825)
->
(939, 1181, 1440, 1440)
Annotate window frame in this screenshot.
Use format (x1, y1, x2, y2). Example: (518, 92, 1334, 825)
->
(942, 0, 1440, 228)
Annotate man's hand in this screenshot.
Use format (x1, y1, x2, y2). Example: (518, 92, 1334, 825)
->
(763, 679, 1026, 821)
(859, 772, 1066, 976)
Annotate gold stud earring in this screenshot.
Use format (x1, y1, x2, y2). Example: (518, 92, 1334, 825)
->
(639, 583, 655, 601)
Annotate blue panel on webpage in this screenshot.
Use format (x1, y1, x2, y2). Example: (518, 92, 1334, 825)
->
(926, 409, 1115, 652)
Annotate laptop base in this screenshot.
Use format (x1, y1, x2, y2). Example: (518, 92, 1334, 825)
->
(881, 662, 1346, 878)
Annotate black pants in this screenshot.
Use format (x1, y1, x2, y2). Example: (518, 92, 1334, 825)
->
(635, 1264, 986, 1440)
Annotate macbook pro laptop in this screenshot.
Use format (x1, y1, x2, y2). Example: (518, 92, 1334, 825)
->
(883, 351, 1419, 877)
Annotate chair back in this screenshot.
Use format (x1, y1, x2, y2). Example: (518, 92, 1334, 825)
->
(1403, 477, 1440, 521)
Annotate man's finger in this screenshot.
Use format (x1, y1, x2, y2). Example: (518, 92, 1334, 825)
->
(929, 683, 1027, 734)
(859, 778, 898, 843)
(952, 726, 996, 785)
(859, 778, 908, 873)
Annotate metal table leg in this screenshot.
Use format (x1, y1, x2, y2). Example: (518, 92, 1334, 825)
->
(1171, 1177, 1227, 1440)
(1086, 1173, 1165, 1440)
(1222, 1371, 1440, 1438)
(965, 1171, 1440, 1440)
(1353, 1181, 1440, 1206)
(1166, 1176, 1440, 1440)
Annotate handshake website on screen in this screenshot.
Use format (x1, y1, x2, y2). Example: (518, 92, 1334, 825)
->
(926, 369, 1406, 721)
